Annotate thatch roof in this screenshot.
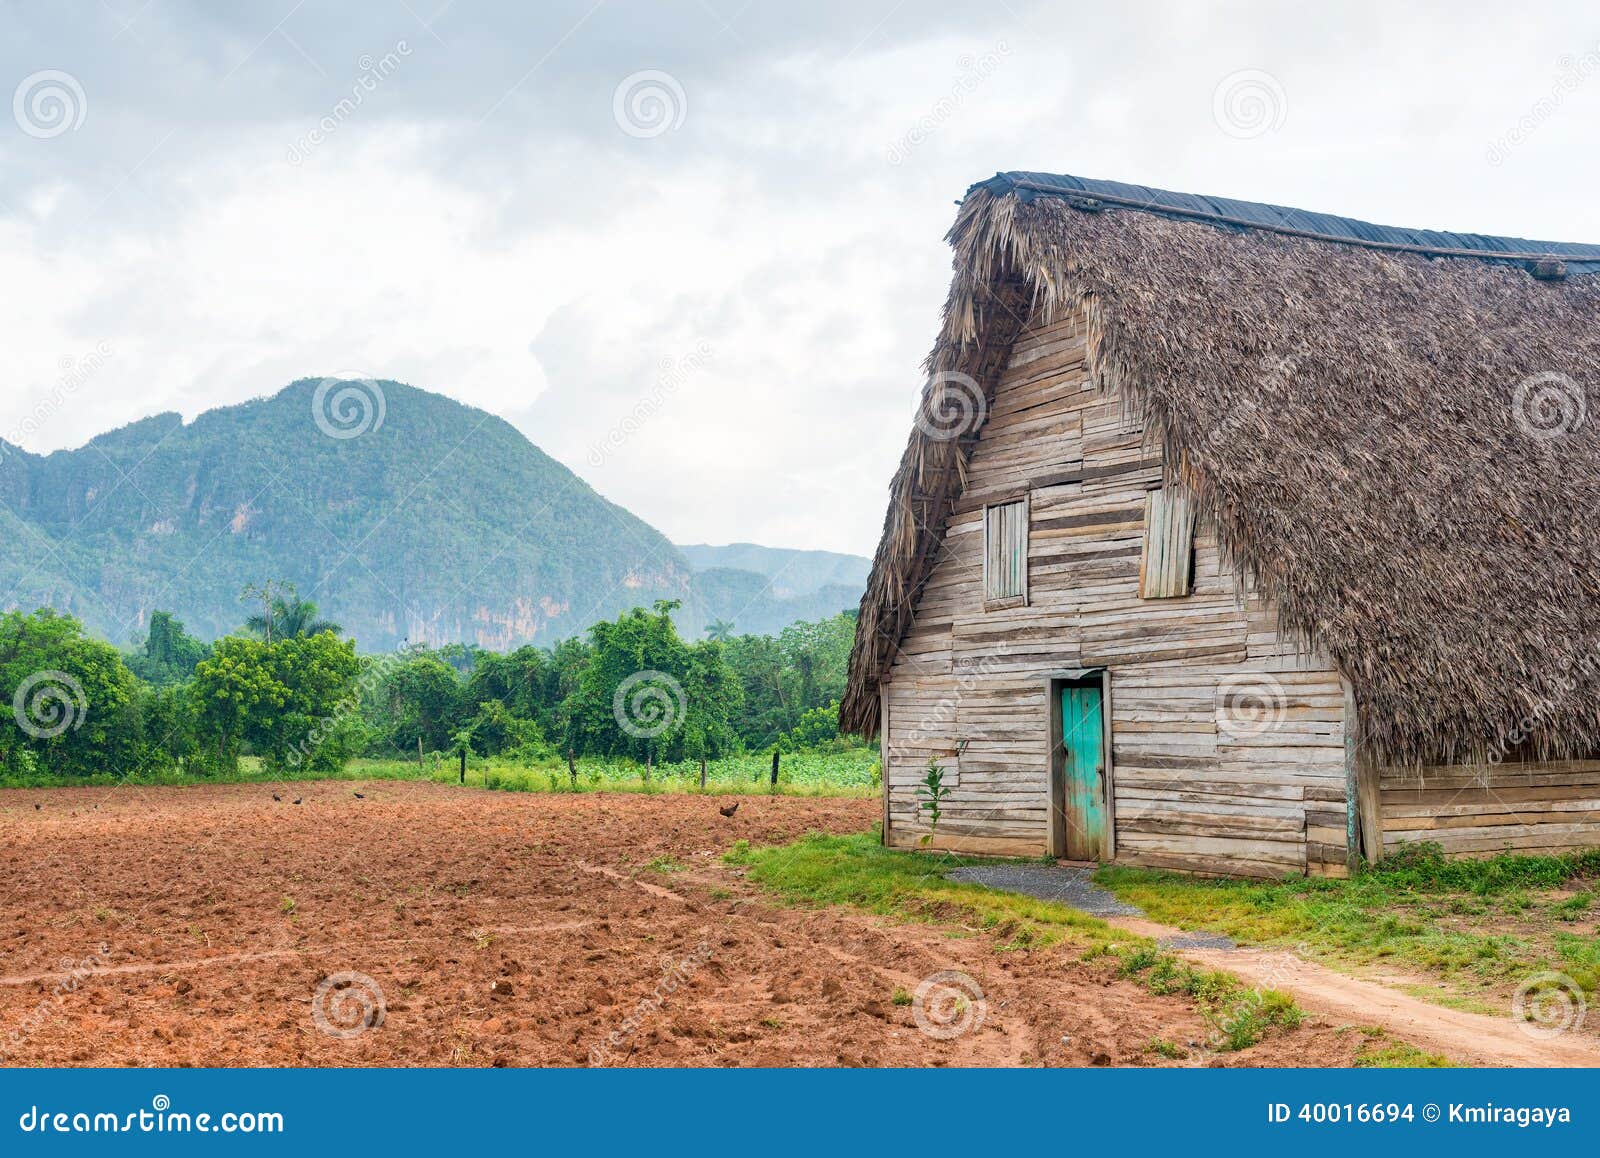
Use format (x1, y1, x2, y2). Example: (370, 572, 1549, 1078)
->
(842, 171, 1600, 765)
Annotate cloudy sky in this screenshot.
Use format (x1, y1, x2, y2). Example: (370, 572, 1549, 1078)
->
(3, 1, 1596, 556)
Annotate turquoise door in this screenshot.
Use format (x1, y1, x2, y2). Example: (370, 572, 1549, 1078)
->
(1060, 684, 1106, 860)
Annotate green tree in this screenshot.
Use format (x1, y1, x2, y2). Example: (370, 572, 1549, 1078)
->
(260, 633, 363, 771)
(721, 612, 857, 748)
(704, 617, 735, 642)
(241, 581, 342, 641)
(128, 610, 210, 685)
(783, 700, 843, 749)
(383, 655, 462, 754)
(564, 600, 741, 762)
(191, 632, 360, 772)
(191, 636, 289, 770)
(464, 698, 547, 761)
(0, 609, 142, 779)
(138, 681, 202, 773)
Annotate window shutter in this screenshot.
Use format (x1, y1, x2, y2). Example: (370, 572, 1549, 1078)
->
(983, 499, 1028, 604)
(1139, 487, 1196, 598)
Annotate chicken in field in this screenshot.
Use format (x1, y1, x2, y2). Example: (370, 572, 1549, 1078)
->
(718, 800, 740, 818)
(292, 797, 302, 805)
(353, 792, 365, 800)
(33, 803, 40, 811)
(272, 794, 281, 802)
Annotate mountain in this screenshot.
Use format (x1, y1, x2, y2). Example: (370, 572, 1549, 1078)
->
(676, 542, 870, 599)
(0, 380, 862, 650)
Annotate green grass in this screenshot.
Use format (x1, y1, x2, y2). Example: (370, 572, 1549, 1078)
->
(729, 830, 1303, 1051)
(1351, 1032, 1455, 1068)
(0, 747, 878, 798)
(408, 747, 877, 797)
(1095, 842, 1600, 1009)
(0, 756, 419, 790)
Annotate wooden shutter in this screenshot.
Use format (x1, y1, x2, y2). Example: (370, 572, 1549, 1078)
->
(1139, 488, 1196, 598)
(983, 499, 1028, 605)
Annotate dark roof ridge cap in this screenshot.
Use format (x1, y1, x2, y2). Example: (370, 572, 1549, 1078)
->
(973, 171, 1598, 275)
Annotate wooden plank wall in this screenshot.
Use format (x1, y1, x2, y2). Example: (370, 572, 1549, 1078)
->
(882, 302, 1350, 877)
(1378, 761, 1600, 857)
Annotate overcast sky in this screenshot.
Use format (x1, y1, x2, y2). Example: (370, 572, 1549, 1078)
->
(3, 1, 1596, 556)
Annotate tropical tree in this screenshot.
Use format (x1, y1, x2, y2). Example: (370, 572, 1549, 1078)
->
(0, 609, 142, 779)
(190, 632, 360, 772)
(241, 581, 342, 641)
(564, 600, 741, 763)
(382, 654, 463, 755)
(704, 618, 735, 642)
(127, 610, 209, 685)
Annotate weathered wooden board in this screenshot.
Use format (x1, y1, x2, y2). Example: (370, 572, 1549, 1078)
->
(877, 300, 1351, 878)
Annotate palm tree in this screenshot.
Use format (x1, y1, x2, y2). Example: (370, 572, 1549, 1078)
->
(704, 618, 735, 642)
(241, 582, 342, 641)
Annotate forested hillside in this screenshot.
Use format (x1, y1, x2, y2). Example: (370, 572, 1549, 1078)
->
(0, 380, 862, 649)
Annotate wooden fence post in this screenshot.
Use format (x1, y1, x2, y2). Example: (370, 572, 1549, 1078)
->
(770, 749, 779, 791)
(568, 748, 578, 791)
(699, 756, 707, 791)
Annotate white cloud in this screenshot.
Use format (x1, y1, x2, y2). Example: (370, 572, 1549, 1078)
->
(2, 0, 1598, 556)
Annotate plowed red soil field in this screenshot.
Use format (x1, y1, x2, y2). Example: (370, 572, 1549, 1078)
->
(0, 782, 1365, 1067)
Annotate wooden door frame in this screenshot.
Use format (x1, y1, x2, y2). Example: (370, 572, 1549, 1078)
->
(1045, 668, 1116, 861)
(879, 685, 891, 847)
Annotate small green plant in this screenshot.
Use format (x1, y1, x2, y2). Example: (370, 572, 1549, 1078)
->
(890, 986, 913, 1006)
(1207, 988, 1302, 1051)
(722, 839, 752, 865)
(1145, 1037, 1186, 1059)
(915, 757, 953, 847)
(279, 895, 296, 915)
(1551, 893, 1592, 922)
(645, 856, 686, 874)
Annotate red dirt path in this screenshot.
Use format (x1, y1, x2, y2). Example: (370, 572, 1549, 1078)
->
(0, 782, 1367, 1066)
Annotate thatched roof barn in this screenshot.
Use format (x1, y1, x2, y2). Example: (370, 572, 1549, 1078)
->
(843, 172, 1600, 876)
